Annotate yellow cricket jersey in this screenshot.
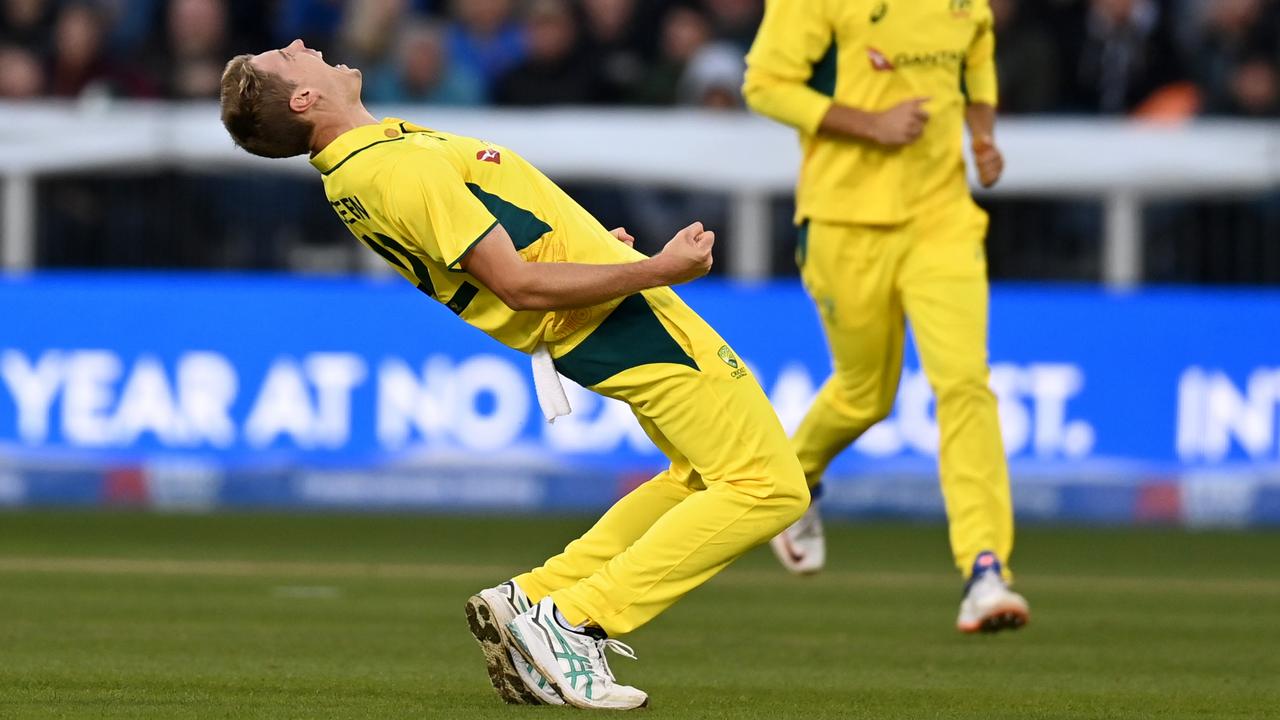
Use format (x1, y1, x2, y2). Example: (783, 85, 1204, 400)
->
(744, 0, 998, 226)
(310, 118, 644, 354)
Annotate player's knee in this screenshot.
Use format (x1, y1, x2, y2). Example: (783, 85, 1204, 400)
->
(825, 378, 895, 428)
(723, 459, 808, 531)
(769, 458, 811, 527)
(779, 484, 810, 528)
(933, 373, 996, 409)
(866, 401, 895, 427)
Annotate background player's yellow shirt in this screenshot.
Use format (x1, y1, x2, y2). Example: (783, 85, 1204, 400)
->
(744, 0, 998, 225)
(311, 118, 644, 354)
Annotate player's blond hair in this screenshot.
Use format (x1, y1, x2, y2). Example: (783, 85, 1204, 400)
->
(219, 54, 314, 159)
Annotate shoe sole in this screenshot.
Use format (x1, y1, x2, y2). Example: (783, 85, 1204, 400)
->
(464, 594, 545, 705)
(504, 620, 650, 711)
(957, 604, 1030, 634)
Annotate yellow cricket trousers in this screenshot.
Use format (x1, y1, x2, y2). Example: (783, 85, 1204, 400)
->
(793, 201, 1014, 578)
(516, 289, 809, 636)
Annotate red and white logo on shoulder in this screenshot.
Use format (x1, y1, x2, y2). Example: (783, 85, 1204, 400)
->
(476, 148, 502, 164)
(867, 47, 895, 71)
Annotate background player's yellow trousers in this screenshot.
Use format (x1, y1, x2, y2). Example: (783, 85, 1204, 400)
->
(792, 202, 1014, 578)
(517, 290, 809, 635)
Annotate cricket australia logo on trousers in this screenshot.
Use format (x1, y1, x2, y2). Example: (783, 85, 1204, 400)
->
(718, 345, 749, 379)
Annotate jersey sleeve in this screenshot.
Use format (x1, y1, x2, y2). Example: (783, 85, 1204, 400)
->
(387, 153, 499, 271)
(742, 0, 836, 135)
(964, 1, 999, 107)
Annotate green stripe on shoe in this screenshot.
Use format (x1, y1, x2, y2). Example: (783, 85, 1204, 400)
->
(545, 622, 594, 700)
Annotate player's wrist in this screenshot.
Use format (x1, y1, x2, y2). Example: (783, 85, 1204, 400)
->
(644, 253, 679, 288)
(867, 117, 891, 145)
(821, 105, 878, 143)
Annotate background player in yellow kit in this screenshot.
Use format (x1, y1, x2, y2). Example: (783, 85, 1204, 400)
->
(219, 39, 808, 710)
(744, 0, 1029, 633)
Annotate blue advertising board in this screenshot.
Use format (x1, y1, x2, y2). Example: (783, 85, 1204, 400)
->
(1, 273, 1278, 525)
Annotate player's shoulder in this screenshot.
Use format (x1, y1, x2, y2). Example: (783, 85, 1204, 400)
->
(974, 0, 994, 28)
(392, 120, 489, 155)
(949, 0, 994, 26)
(826, 0, 880, 23)
(378, 131, 461, 179)
(890, 0, 991, 37)
(389, 121, 502, 174)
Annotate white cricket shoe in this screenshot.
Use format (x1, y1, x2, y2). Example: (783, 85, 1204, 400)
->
(770, 498, 825, 575)
(464, 581, 564, 705)
(505, 597, 648, 710)
(956, 552, 1030, 634)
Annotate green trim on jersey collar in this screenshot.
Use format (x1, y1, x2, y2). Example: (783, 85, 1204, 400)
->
(310, 118, 406, 175)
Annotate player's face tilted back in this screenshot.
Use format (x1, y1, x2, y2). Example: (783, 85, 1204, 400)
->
(251, 39, 362, 102)
(217, 41, 810, 710)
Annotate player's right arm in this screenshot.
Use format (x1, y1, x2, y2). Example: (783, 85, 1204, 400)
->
(461, 222, 715, 312)
(820, 98, 930, 147)
(387, 153, 713, 312)
(743, 0, 928, 147)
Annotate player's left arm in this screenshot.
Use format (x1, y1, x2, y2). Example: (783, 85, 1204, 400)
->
(964, 0, 1003, 188)
(966, 104, 1002, 188)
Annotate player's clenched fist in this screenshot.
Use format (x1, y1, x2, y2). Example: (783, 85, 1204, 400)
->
(655, 221, 715, 285)
(971, 135, 1004, 188)
(870, 97, 930, 147)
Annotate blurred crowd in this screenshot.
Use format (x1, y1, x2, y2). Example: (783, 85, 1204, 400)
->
(0, 0, 1276, 117)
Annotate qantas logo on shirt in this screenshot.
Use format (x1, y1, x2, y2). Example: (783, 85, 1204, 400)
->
(950, 0, 972, 17)
(896, 49, 966, 68)
(868, 46, 966, 72)
(867, 47, 895, 71)
(476, 148, 502, 164)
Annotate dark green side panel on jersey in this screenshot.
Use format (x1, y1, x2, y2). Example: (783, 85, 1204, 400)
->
(808, 40, 838, 97)
(554, 294, 699, 388)
(465, 183, 552, 251)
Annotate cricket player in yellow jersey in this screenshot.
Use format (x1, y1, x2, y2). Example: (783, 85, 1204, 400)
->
(744, 0, 1030, 633)
(219, 39, 808, 710)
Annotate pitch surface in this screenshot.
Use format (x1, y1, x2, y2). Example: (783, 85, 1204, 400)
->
(1, 512, 1277, 719)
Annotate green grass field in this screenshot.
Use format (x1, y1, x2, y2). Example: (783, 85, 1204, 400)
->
(1, 512, 1278, 719)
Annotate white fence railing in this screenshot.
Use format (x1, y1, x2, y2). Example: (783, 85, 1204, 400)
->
(2, 102, 1278, 285)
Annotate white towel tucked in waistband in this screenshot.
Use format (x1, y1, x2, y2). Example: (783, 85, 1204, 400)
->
(531, 344, 572, 423)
